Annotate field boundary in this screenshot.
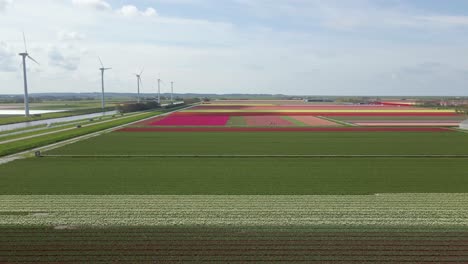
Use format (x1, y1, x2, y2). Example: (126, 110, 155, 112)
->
(118, 126, 453, 132)
(317, 116, 356, 126)
(38, 154, 468, 158)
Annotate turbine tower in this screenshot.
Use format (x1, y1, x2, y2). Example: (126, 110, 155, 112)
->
(98, 57, 111, 111)
(171, 81, 174, 102)
(135, 68, 144, 103)
(157, 78, 161, 104)
(19, 33, 39, 117)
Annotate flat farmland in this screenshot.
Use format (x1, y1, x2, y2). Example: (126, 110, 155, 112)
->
(0, 157, 468, 194)
(44, 131, 468, 155)
(2, 100, 468, 263)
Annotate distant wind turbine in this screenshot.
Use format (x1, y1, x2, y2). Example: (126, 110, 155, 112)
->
(157, 78, 161, 104)
(134, 68, 144, 103)
(98, 57, 111, 111)
(171, 81, 174, 102)
(19, 32, 39, 117)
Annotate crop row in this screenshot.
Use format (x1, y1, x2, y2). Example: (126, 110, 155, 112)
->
(1, 194, 468, 227)
(2, 226, 468, 262)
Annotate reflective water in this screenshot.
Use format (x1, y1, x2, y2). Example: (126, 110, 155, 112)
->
(0, 110, 66, 115)
(0, 111, 118, 132)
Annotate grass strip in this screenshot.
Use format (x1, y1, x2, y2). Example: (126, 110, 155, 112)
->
(317, 116, 355, 126)
(226, 116, 247, 126)
(0, 112, 159, 157)
(0, 114, 120, 143)
(282, 116, 307, 126)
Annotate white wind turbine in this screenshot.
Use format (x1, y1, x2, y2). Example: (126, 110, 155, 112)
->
(134, 68, 144, 103)
(19, 32, 39, 117)
(98, 57, 111, 111)
(157, 75, 161, 105)
(171, 81, 174, 102)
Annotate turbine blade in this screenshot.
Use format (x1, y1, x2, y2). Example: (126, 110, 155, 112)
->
(22, 31, 28, 53)
(27, 55, 40, 65)
(139, 77, 143, 90)
(139, 67, 144, 75)
(98, 57, 104, 68)
(104, 67, 112, 70)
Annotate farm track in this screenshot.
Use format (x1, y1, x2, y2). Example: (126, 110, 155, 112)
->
(39, 154, 468, 158)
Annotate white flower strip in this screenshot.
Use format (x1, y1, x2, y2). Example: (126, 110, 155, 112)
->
(1, 194, 468, 227)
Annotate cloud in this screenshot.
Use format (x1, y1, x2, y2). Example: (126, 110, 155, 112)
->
(0, 41, 16, 72)
(48, 46, 80, 71)
(0, 0, 13, 13)
(0, 0, 12, 12)
(117, 5, 157, 17)
(142, 7, 157, 17)
(415, 15, 468, 26)
(58, 31, 85, 41)
(72, 0, 110, 11)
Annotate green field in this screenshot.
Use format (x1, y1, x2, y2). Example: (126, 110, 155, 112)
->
(45, 131, 468, 155)
(1, 130, 466, 195)
(0, 157, 467, 194)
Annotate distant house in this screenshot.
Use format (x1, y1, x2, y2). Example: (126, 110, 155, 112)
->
(460, 120, 468, 130)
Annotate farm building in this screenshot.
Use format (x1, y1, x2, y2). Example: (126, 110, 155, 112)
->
(460, 119, 468, 130)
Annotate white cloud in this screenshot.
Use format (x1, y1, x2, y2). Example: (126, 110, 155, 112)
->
(117, 5, 138, 17)
(0, 41, 16, 72)
(58, 31, 85, 41)
(0, 0, 12, 12)
(142, 7, 157, 17)
(117, 5, 157, 17)
(72, 0, 110, 11)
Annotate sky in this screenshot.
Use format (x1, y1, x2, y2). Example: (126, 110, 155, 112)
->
(1, 0, 468, 96)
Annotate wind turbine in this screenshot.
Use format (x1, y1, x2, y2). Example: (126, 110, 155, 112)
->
(19, 32, 39, 117)
(98, 57, 111, 111)
(171, 81, 174, 102)
(157, 78, 161, 104)
(134, 68, 144, 103)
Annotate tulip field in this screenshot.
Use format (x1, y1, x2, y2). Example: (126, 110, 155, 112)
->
(120, 100, 465, 131)
(1, 99, 468, 262)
